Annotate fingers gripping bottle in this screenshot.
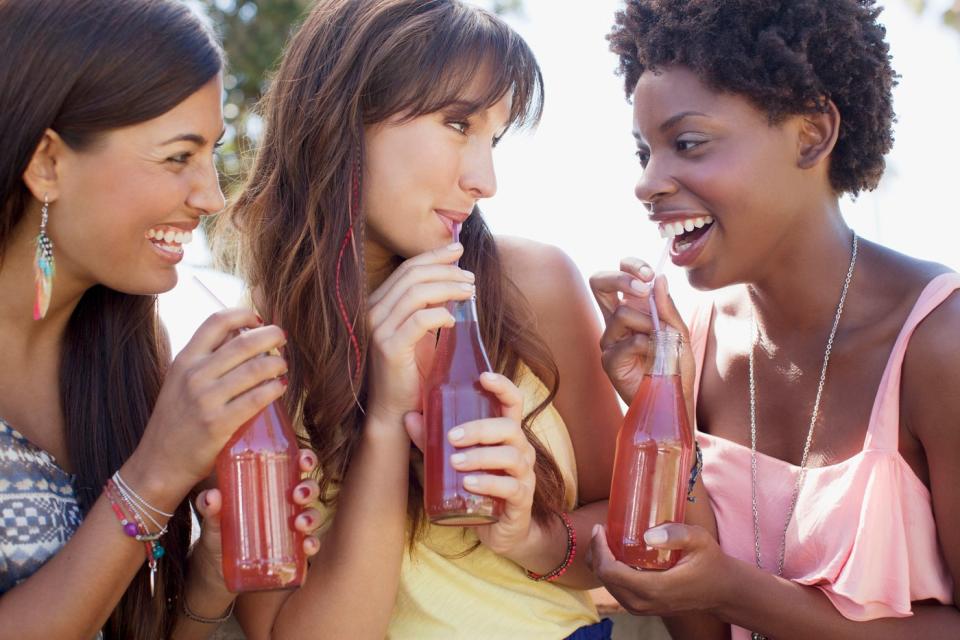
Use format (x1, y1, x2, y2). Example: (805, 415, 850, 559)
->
(217, 400, 307, 592)
(423, 224, 503, 525)
(606, 330, 693, 569)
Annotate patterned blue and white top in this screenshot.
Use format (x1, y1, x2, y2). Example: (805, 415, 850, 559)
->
(0, 419, 83, 593)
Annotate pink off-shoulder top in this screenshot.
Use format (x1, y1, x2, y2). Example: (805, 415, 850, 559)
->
(690, 273, 957, 639)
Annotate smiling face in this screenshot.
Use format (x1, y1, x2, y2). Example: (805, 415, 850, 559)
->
(49, 75, 225, 295)
(631, 66, 813, 290)
(362, 79, 510, 263)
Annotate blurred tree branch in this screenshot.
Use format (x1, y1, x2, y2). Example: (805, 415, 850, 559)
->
(198, 0, 524, 193)
(905, 0, 960, 31)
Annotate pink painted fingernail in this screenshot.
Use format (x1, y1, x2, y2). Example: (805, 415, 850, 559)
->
(298, 486, 310, 499)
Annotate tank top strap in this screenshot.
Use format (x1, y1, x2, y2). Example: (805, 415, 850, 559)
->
(864, 272, 960, 451)
(688, 301, 714, 424)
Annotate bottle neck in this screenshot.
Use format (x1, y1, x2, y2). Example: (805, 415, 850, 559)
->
(449, 296, 480, 323)
(645, 330, 683, 376)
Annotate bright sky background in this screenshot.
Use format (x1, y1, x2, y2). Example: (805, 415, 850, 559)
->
(161, 0, 960, 353)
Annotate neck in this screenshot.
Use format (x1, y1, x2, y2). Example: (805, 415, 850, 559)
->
(744, 200, 855, 337)
(363, 236, 403, 293)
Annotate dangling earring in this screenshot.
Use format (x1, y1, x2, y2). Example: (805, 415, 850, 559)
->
(33, 194, 55, 320)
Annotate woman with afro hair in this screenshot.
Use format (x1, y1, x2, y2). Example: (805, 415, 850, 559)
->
(587, 1, 959, 638)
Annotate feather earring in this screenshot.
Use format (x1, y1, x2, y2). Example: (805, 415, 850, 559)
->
(33, 194, 55, 320)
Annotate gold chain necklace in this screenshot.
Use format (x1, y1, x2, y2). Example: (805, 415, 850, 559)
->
(748, 234, 858, 640)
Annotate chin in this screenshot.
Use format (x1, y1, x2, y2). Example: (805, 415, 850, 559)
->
(107, 272, 179, 297)
(684, 263, 733, 292)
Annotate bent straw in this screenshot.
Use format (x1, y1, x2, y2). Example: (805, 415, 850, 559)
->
(648, 240, 671, 333)
(193, 275, 228, 309)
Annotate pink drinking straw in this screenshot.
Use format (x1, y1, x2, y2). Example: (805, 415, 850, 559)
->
(193, 275, 228, 310)
(648, 240, 671, 333)
(452, 222, 462, 266)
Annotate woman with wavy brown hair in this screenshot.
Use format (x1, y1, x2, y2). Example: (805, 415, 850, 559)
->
(224, 0, 623, 638)
(0, 1, 322, 638)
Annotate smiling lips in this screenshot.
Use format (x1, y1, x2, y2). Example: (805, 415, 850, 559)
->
(655, 215, 716, 265)
(146, 225, 194, 257)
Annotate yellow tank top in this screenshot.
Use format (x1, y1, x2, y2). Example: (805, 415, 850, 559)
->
(385, 364, 598, 639)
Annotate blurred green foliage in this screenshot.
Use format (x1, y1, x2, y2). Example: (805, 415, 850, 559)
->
(200, 0, 957, 190)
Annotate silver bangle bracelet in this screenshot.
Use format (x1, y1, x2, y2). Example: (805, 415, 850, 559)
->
(181, 596, 235, 624)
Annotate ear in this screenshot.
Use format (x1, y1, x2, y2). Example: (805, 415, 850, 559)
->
(21, 129, 68, 203)
(796, 99, 841, 172)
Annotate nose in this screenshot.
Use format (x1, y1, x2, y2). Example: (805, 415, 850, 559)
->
(634, 156, 678, 207)
(459, 139, 498, 200)
(187, 155, 226, 216)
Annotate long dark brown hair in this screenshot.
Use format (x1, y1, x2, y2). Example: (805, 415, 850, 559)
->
(0, 1, 222, 637)
(226, 0, 567, 541)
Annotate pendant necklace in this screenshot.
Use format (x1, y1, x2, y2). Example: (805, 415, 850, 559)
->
(748, 234, 858, 640)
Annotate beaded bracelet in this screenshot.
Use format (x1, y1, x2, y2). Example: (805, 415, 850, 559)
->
(105, 479, 166, 597)
(525, 511, 577, 582)
(182, 596, 236, 624)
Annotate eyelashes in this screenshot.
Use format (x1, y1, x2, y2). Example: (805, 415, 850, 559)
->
(634, 136, 708, 167)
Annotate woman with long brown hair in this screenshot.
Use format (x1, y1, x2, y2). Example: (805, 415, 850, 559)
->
(225, 0, 624, 638)
(0, 1, 322, 638)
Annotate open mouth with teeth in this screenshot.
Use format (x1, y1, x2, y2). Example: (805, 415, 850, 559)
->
(659, 215, 714, 253)
(146, 226, 193, 256)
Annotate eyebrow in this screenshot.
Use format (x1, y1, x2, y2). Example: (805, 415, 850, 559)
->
(160, 127, 227, 146)
(633, 110, 709, 143)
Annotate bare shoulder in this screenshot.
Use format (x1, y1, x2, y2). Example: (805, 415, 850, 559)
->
(495, 235, 586, 314)
(902, 281, 960, 425)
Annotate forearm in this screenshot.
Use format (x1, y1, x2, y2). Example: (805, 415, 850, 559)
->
(170, 550, 237, 639)
(506, 500, 608, 589)
(272, 417, 410, 640)
(717, 559, 960, 639)
(662, 613, 730, 640)
(0, 456, 183, 638)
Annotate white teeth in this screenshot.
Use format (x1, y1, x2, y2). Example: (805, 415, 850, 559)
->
(184, 231, 193, 244)
(174, 232, 185, 244)
(162, 230, 175, 243)
(658, 215, 715, 239)
(147, 229, 156, 239)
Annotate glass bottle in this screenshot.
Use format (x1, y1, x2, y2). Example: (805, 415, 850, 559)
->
(606, 330, 693, 569)
(423, 294, 503, 526)
(217, 401, 307, 591)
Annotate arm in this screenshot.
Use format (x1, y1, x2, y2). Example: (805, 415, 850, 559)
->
(171, 454, 322, 640)
(497, 238, 624, 588)
(239, 243, 475, 640)
(0, 310, 288, 638)
(588, 286, 960, 638)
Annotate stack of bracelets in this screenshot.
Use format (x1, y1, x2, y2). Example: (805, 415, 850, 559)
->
(105, 471, 172, 597)
(525, 511, 577, 582)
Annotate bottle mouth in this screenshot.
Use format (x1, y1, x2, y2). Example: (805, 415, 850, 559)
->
(651, 329, 683, 343)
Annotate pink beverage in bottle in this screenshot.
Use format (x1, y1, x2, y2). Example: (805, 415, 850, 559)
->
(423, 296, 503, 526)
(606, 330, 693, 569)
(217, 400, 307, 592)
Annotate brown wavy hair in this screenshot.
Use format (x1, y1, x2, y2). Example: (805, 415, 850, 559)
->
(224, 0, 567, 541)
(0, 0, 222, 637)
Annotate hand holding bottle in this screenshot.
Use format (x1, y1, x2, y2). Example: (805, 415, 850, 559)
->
(366, 243, 476, 426)
(190, 449, 324, 589)
(589, 260, 695, 409)
(405, 372, 536, 555)
(128, 309, 288, 499)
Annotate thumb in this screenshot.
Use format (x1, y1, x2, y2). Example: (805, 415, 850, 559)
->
(651, 275, 689, 341)
(404, 411, 426, 451)
(643, 523, 709, 551)
(195, 489, 223, 534)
